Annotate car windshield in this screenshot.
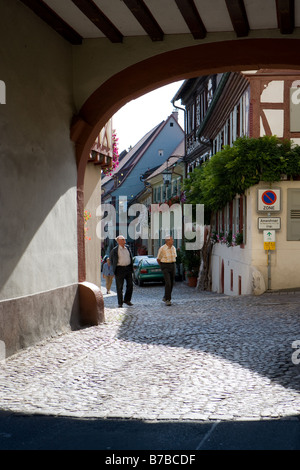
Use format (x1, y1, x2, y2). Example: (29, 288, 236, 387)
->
(133, 256, 147, 264)
(134, 255, 154, 264)
(141, 258, 159, 266)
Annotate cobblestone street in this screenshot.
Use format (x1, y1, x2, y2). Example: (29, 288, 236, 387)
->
(0, 281, 300, 423)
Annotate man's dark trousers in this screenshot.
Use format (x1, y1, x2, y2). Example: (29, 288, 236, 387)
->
(160, 262, 176, 301)
(115, 265, 133, 306)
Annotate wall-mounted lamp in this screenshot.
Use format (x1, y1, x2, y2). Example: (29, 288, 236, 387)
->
(162, 158, 172, 186)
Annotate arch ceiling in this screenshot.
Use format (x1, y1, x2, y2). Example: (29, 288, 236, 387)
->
(20, 0, 298, 45)
(19, 1, 300, 164)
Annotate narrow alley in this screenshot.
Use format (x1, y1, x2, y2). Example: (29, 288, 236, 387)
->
(0, 281, 300, 449)
(1, 282, 300, 420)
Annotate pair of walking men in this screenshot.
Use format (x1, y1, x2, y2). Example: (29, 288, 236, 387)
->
(109, 235, 176, 307)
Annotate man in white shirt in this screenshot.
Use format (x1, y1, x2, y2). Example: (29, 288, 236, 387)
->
(157, 236, 177, 306)
(110, 235, 134, 308)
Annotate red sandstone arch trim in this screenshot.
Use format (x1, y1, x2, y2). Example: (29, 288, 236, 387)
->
(72, 37, 300, 282)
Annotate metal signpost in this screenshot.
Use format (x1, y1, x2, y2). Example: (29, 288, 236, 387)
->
(257, 189, 281, 291)
(264, 230, 276, 290)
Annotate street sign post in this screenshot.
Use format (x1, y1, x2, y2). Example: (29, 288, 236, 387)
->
(263, 230, 276, 290)
(257, 191, 281, 290)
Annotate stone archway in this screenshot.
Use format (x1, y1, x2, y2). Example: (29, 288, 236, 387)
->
(71, 37, 300, 283)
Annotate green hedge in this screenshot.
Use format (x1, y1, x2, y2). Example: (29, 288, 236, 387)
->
(183, 136, 300, 212)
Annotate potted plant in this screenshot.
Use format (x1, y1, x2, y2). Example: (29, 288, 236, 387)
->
(186, 268, 199, 287)
(181, 248, 200, 287)
(235, 230, 244, 248)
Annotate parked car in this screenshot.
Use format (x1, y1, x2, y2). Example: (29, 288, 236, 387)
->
(132, 255, 154, 282)
(135, 257, 164, 286)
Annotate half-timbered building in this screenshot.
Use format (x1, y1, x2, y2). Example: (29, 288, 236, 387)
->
(174, 70, 300, 295)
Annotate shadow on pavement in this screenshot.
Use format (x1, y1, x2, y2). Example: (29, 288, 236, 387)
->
(115, 284, 300, 394)
(0, 411, 299, 450)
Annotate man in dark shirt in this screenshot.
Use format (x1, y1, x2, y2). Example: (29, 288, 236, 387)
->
(110, 235, 134, 308)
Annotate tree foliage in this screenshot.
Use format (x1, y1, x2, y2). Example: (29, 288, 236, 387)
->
(183, 136, 300, 212)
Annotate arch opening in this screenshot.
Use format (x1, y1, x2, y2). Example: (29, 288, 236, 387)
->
(73, 37, 300, 282)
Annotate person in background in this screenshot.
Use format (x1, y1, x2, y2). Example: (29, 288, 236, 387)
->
(110, 235, 134, 308)
(102, 257, 114, 294)
(157, 235, 177, 306)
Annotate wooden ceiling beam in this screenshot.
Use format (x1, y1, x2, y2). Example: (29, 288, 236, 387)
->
(71, 0, 123, 43)
(19, 0, 82, 45)
(122, 0, 164, 41)
(225, 0, 249, 37)
(276, 0, 295, 34)
(174, 0, 207, 39)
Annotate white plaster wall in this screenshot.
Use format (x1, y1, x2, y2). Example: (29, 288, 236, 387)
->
(251, 181, 300, 291)
(211, 191, 253, 296)
(211, 243, 252, 295)
(261, 80, 284, 103)
(0, 0, 78, 300)
(260, 109, 284, 137)
(212, 181, 300, 295)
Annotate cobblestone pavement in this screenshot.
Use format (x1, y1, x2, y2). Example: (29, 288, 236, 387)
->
(0, 281, 300, 422)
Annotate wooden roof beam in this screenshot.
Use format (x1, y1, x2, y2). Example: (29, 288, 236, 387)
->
(276, 0, 295, 34)
(19, 0, 82, 45)
(174, 0, 207, 40)
(122, 0, 164, 41)
(71, 0, 123, 43)
(225, 0, 249, 37)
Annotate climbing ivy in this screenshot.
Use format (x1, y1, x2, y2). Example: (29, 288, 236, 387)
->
(183, 136, 300, 212)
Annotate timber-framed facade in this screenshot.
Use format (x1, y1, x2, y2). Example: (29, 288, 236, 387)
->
(175, 70, 300, 295)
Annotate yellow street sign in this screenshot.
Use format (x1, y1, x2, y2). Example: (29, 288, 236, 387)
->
(264, 242, 276, 250)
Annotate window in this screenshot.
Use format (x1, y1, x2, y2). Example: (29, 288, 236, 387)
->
(172, 180, 177, 196)
(187, 104, 195, 133)
(225, 121, 230, 146)
(207, 78, 213, 106)
(196, 94, 201, 127)
(159, 185, 163, 202)
(213, 195, 246, 246)
(201, 91, 206, 121)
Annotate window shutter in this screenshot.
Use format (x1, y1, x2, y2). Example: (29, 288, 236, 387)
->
(287, 189, 300, 240)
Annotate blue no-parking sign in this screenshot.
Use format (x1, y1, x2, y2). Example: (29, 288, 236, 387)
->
(262, 190, 277, 205)
(258, 189, 281, 212)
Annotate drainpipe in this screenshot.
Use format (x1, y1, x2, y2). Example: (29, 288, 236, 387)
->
(171, 98, 187, 279)
(268, 250, 271, 291)
(171, 99, 187, 178)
